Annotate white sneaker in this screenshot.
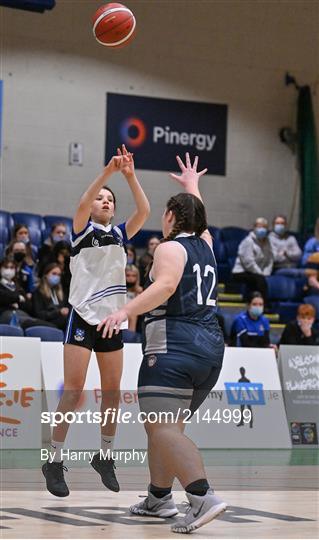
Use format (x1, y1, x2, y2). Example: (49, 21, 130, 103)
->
(171, 489, 227, 534)
(130, 488, 178, 518)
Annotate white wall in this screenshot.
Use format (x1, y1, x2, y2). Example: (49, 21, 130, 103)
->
(1, 0, 318, 230)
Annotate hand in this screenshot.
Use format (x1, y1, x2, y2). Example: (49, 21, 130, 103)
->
(169, 152, 207, 188)
(60, 307, 69, 316)
(97, 308, 128, 339)
(117, 144, 135, 178)
(104, 155, 125, 175)
(299, 320, 313, 337)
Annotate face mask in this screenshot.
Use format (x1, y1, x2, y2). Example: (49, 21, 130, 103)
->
(52, 234, 66, 244)
(274, 224, 286, 235)
(13, 252, 25, 263)
(1, 268, 15, 281)
(255, 227, 267, 239)
(126, 281, 135, 289)
(127, 256, 134, 265)
(249, 306, 263, 318)
(19, 237, 30, 244)
(47, 275, 61, 287)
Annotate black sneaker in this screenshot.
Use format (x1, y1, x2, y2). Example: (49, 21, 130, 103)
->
(90, 453, 120, 492)
(42, 461, 69, 497)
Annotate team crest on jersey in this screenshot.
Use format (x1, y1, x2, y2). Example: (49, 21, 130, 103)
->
(74, 328, 85, 342)
(147, 354, 157, 367)
(92, 237, 100, 247)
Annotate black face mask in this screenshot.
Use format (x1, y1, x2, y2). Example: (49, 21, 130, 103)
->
(126, 281, 136, 289)
(13, 252, 25, 263)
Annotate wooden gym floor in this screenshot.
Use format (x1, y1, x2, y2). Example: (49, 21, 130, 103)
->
(1, 450, 318, 539)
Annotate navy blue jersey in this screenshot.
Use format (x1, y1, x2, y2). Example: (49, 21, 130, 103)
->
(143, 233, 222, 359)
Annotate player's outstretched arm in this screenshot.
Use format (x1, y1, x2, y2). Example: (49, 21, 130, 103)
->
(118, 144, 150, 240)
(73, 154, 124, 234)
(170, 152, 212, 247)
(97, 241, 185, 338)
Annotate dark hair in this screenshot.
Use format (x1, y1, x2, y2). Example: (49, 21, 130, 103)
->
(273, 214, 287, 224)
(51, 222, 67, 233)
(102, 186, 117, 209)
(247, 291, 264, 305)
(42, 262, 62, 276)
(13, 223, 29, 237)
(0, 257, 16, 269)
(163, 193, 208, 242)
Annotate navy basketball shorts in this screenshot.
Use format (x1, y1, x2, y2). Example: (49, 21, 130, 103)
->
(64, 308, 123, 353)
(138, 347, 224, 419)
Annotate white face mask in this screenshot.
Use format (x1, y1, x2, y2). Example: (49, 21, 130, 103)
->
(1, 268, 15, 281)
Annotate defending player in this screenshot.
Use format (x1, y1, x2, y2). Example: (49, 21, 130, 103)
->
(98, 153, 227, 534)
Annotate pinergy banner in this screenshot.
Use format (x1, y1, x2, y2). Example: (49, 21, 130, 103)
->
(105, 93, 228, 174)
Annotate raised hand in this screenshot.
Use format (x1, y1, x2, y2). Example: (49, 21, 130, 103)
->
(117, 144, 135, 178)
(169, 152, 207, 189)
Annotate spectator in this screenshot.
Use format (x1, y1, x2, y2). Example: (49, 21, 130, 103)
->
(125, 264, 143, 334)
(232, 217, 273, 303)
(32, 263, 69, 330)
(139, 235, 161, 287)
(307, 270, 319, 295)
(302, 217, 319, 267)
(52, 240, 71, 297)
(230, 291, 271, 348)
(0, 258, 53, 329)
(280, 304, 319, 346)
(38, 222, 69, 277)
(269, 215, 302, 275)
(5, 241, 35, 294)
(10, 223, 37, 266)
(126, 243, 137, 265)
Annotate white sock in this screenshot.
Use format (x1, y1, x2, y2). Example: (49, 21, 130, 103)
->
(101, 435, 115, 454)
(49, 440, 64, 462)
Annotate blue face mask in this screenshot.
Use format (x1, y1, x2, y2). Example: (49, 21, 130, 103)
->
(47, 275, 61, 287)
(127, 256, 134, 265)
(255, 227, 268, 239)
(274, 224, 286, 236)
(249, 306, 263, 318)
(19, 237, 30, 244)
(52, 234, 66, 244)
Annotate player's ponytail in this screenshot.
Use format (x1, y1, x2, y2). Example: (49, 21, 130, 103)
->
(163, 193, 208, 242)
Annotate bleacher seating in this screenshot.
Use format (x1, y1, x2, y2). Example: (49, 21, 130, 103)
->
(0, 324, 24, 337)
(24, 326, 64, 341)
(11, 212, 45, 247)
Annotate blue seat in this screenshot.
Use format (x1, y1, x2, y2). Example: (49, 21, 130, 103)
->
(0, 243, 5, 260)
(43, 215, 73, 235)
(11, 212, 45, 247)
(220, 227, 248, 270)
(0, 210, 13, 244)
(0, 324, 24, 337)
(303, 296, 319, 320)
(24, 326, 64, 341)
(266, 275, 300, 301)
(130, 229, 162, 248)
(276, 302, 299, 323)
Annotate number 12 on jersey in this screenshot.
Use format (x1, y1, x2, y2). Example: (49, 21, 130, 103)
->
(193, 264, 217, 306)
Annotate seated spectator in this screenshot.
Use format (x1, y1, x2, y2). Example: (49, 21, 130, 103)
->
(269, 215, 302, 275)
(230, 291, 271, 348)
(53, 241, 71, 297)
(232, 217, 273, 304)
(32, 263, 69, 331)
(280, 304, 319, 346)
(307, 270, 319, 295)
(10, 223, 37, 266)
(38, 222, 69, 277)
(126, 243, 137, 265)
(5, 241, 35, 294)
(0, 258, 53, 329)
(125, 264, 143, 334)
(301, 217, 319, 267)
(139, 236, 161, 287)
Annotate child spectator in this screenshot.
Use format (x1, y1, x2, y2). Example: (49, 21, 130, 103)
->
(10, 223, 37, 266)
(125, 264, 143, 334)
(32, 263, 69, 331)
(126, 243, 137, 265)
(280, 304, 319, 346)
(138, 236, 160, 287)
(302, 217, 319, 267)
(5, 241, 35, 294)
(38, 222, 69, 276)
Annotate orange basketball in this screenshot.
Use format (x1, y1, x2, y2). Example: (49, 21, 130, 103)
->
(92, 3, 136, 48)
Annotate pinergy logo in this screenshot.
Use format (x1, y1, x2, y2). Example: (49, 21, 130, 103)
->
(120, 118, 216, 152)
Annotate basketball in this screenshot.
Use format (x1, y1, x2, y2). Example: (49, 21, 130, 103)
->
(92, 3, 136, 48)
